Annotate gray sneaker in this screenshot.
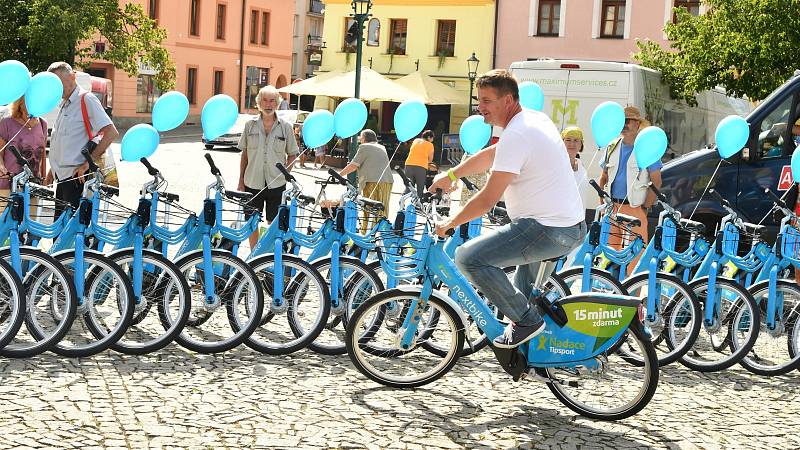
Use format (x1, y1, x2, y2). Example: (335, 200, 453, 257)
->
(493, 320, 546, 349)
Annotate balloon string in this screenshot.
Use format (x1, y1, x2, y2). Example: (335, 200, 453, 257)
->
(688, 159, 722, 220)
(0, 117, 33, 154)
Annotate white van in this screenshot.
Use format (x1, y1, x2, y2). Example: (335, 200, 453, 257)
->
(508, 59, 752, 185)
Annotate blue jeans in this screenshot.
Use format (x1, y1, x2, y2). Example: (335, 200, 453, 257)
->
(454, 218, 586, 326)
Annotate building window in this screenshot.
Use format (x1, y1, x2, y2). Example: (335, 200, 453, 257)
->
(436, 20, 456, 57)
(600, 0, 625, 38)
(389, 19, 407, 55)
(250, 10, 258, 44)
(148, 0, 159, 20)
(245, 66, 270, 109)
(216, 3, 226, 39)
(190, 0, 200, 36)
(261, 12, 270, 45)
(136, 74, 161, 113)
(673, 0, 700, 22)
(213, 70, 224, 95)
(343, 17, 356, 52)
(187, 67, 197, 104)
(538, 0, 561, 36)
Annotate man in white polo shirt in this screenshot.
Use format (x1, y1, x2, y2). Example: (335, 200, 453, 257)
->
(46, 62, 118, 216)
(431, 70, 586, 348)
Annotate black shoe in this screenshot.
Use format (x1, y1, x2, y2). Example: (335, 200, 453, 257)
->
(493, 320, 546, 349)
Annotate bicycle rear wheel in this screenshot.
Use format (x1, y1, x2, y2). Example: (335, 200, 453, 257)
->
(52, 251, 135, 358)
(108, 249, 191, 355)
(544, 320, 658, 421)
(734, 279, 800, 376)
(174, 249, 264, 354)
(0, 248, 77, 358)
(345, 288, 465, 388)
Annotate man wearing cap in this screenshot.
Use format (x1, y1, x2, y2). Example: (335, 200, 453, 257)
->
(598, 106, 662, 270)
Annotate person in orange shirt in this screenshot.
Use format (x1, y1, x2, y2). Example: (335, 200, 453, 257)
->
(404, 130, 435, 197)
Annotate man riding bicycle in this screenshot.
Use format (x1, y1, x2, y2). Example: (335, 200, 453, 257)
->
(431, 70, 586, 348)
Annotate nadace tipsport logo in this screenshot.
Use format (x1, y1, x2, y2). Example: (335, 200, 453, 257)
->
(572, 306, 624, 328)
(449, 284, 487, 328)
(535, 333, 586, 356)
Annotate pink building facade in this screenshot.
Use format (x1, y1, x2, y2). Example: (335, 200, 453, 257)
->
(494, 0, 703, 69)
(87, 0, 294, 126)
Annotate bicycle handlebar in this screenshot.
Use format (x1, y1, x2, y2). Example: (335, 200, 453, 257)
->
(648, 183, 667, 203)
(204, 153, 221, 176)
(140, 157, 159, 176)
(275, 162, 296, 182)
(460, 177, 478, 191)
(394, 166, 411, 189)
(764, 188, 787, 209)
(81, 149, 100, 173)
(589, 179, 610, 199)
(327, 168, 348, 186)
(708, 189, 731, 209)
(7, 146, 27, 168)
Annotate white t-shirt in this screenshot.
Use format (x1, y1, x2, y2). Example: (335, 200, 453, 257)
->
(492, 109, 585, 226)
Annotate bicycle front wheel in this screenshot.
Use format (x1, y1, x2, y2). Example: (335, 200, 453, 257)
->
(52, 251, 135, 358)
(174, 249, 264, 354)
(735, 279, 800, 376)
(544, 320, 659, 421)
(243, 253, 331, 355)
(108, 249, 191, 355)
(0, 258, 25, 351)
(0, 248, 77, 358)
(345, 288, 465, 388)
(305, 256, 384, 355)
(621, 272, 702, 366)
(680, 277, 760, 372)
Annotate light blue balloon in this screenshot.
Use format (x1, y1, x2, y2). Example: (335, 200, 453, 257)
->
(201, 94, 238, 141)
(633, 126, 668, 170)
(715, 115, 749, 159)
(792, 148, 800, 184)
(0, 60, 31, 105)
(302, 110, 335, 149)
(459, 115, 491, 155)
(24, 72, 63, 118)
(591, 101, 626, 148)
(334, 98, 367, 139)
(152, 91, 190, 132)
(394, 99, 428, 142)
(121, 124, 160, 162)
(519, 82, 544, 111)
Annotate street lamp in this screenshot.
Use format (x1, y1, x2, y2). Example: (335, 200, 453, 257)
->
(467, 52, 480, 114)
(347, 0, 373, 183)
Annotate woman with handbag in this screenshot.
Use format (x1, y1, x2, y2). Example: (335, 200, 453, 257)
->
(0, 96, 48, 199)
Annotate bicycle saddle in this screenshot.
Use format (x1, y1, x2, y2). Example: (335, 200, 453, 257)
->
(679, 218, 705, 234)
(614, 213, 641, 228)
(739, 221, 765, 236)
(359, 198, 384, 212)
(224, 190, 254, 202)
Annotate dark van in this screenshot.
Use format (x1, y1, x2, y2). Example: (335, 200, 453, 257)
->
(650, 70, 800, 242)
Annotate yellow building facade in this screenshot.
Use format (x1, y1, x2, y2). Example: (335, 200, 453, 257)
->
(319, 0, 495, 136)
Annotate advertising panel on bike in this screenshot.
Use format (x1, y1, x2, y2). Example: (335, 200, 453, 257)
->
(529, 296, 639, 364)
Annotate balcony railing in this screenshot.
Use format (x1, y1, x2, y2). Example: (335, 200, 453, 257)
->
(309, 0, 324, 15)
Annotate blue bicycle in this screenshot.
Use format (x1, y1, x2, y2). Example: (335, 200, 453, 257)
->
(0, 146, 76, 357)
(345, 200, 658, 421)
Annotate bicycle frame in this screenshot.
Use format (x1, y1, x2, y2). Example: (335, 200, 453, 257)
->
(385, 232, 641, 368)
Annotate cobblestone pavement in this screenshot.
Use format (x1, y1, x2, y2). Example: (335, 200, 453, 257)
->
(0, 346, 797, 450)
(2, 142, 795, 449)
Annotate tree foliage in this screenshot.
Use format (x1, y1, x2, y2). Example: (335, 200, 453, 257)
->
(0, 0, 175, 90)
(634, 0, 800, 103)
